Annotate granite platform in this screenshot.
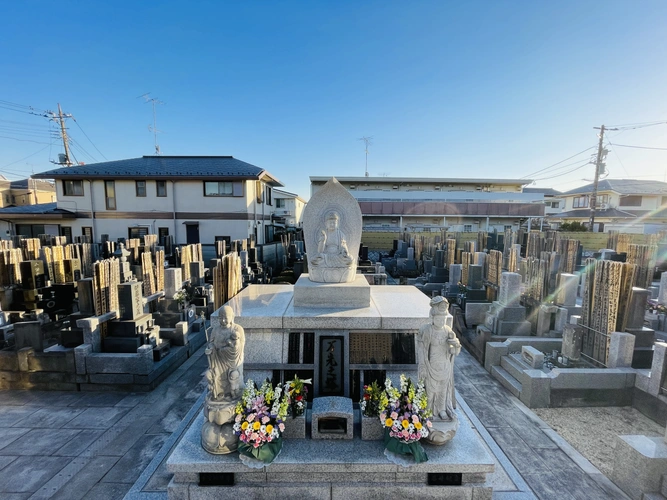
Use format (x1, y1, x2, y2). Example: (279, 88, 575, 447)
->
(166, 407, 495, 499)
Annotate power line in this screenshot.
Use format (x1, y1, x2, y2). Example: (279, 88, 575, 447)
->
(606, 120, 667, 130)
(0, 136, 51, 145)
(521, 146, 596, 179)
(605, 140, 630, 177)
(0, 144, 52, 170)
(531, 160, 591, 181)
(609, 142, 667, 151)
(72, 118, 107, 160)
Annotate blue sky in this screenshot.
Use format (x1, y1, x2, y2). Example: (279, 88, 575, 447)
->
(1, 1, 667, 199)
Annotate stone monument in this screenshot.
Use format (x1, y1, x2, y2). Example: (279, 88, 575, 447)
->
(201, 305, 245, 454)
(303, 177, 362, 283)
(417, 296, 461, 445)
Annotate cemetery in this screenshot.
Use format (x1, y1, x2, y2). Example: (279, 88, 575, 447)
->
(0, 181, 665, 499)
(0, 229, 284, 392)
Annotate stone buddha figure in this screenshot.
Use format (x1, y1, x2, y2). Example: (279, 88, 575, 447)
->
(308, 210, 356, 283)
(302, 177, 362, 283)
(201, 306, 245, 454)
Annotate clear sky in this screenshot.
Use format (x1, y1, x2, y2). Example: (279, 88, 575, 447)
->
(1, 1, 667, 200)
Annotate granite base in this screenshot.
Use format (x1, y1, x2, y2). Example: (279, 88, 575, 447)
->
(166, 408, 494, 499)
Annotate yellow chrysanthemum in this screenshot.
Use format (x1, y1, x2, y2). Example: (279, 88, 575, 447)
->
(415, 422, 423, 430)
(266, 424, 274, 434)
(253, 421, 261, 430)
(385, 418, 394, 428)
(401, 419, 410, 429)
(241, 422, 249, 430)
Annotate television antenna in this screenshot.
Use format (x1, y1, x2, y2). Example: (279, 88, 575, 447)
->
(358, 136, 373, 177)
(138, 93, 164, 155)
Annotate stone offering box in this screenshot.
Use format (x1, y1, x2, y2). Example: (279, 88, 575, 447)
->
(167, 408, 494, 499)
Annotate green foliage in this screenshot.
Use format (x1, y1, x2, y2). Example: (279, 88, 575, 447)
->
(559, 221, 588, 232)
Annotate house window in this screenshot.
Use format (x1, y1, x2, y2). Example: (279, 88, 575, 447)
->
(136, 180, 146, 197)
(504, 225, 513, 230)
(158, 227, 169, 244)
(572, 196, 589, 208)
(156, 180, 167, 197)
(82, 227, 93, 242)
(596, 195, 609, 205)
(550, 201, 560, 208)
(204, 181, 242, 197)
(129, 226, 149, 239)
(105, 181, 116, 210)
(620, 195, 642, 207)
(276, 198, 286, 208)
(265, 186, 272, 206)
(63, 180, 84, 196)
(463, 224, 473, 232)
(61, 227, 72, 244)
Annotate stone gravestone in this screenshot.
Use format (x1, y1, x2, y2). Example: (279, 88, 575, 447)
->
(118, 282, 143, 321)
(164, 268, 182, 299)
(659, 271, 667, 305)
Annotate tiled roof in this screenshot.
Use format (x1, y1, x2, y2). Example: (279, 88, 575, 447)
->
(522, 187, 561, 196)
(0, 202, 73, 215)
(32, 156, 283, 185)
(550, 207, 636, 219)
(9, 179, 55, 190)
(562, 179, 667, 196)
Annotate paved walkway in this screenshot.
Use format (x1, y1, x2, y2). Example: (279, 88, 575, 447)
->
(0, 345, 632, 500)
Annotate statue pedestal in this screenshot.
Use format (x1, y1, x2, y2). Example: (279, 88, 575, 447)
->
(293, 274, 371, 308)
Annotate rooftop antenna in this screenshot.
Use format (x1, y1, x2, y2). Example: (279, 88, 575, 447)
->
(358, 136, 373, 177)
(138, 93, 164, 155)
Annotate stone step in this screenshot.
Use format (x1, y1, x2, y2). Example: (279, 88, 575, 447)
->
(500, 353, 528, 381)
(491, 365, 522, 398)
(662, 473, 667, 497)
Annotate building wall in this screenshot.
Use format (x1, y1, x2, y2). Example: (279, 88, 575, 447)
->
(54, 178, 276, 244)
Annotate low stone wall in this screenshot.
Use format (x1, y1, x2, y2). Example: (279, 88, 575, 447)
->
(485, 337, 637, 408)
(0, 348, 78, 390)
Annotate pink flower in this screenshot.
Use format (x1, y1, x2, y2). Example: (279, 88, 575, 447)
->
(262, 416, 270, 424)
(402, 429, 409, 439)
(426, 421, 432, 428)
(247, 413, 255, 422)
(253, 441, 260, 448)
(390, 412, 398, 420)
(278, 423, 285, 432)
(251, 432, 259, 441)
(411, 415, 419, 423)
(235, 414, 242, 422)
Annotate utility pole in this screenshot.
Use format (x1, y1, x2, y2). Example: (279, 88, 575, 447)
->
(56, 103, 72, 166)
(589, 125, 615, 232)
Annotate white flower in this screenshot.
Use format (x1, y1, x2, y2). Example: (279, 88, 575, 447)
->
(260, 425, 267, 434)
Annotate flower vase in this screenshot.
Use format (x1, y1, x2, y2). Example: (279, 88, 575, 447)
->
(237, 436, 283, 465)
(282, 413, 306, 439)
(361, 413, 384, 440)
(383, 429, 428, 464)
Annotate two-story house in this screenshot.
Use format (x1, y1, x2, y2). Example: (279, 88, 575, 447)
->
(272, 189, 306, 228)
(1, 156, 283, 244)
(550, 179, 667, 233)
(0, 177, 56, 208)
(310, 176, 545, 233)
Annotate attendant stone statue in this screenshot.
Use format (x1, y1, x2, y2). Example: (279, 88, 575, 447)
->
(417, 296, 461, 445)
(201, 306, 245, 454)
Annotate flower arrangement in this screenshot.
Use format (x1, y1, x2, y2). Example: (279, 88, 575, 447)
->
(360, 380, 388, 418)
(284, 375, 311, 418)
(233, 379, 289, 464)
(378, 375, 432, 463)
(173, 289, 187, 307)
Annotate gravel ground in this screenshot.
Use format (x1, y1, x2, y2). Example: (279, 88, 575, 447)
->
(533, 406, 665, 478)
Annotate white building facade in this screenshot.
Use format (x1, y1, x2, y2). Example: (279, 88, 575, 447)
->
(310, 176, 545, 233)
(20, 156, 283, 245)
